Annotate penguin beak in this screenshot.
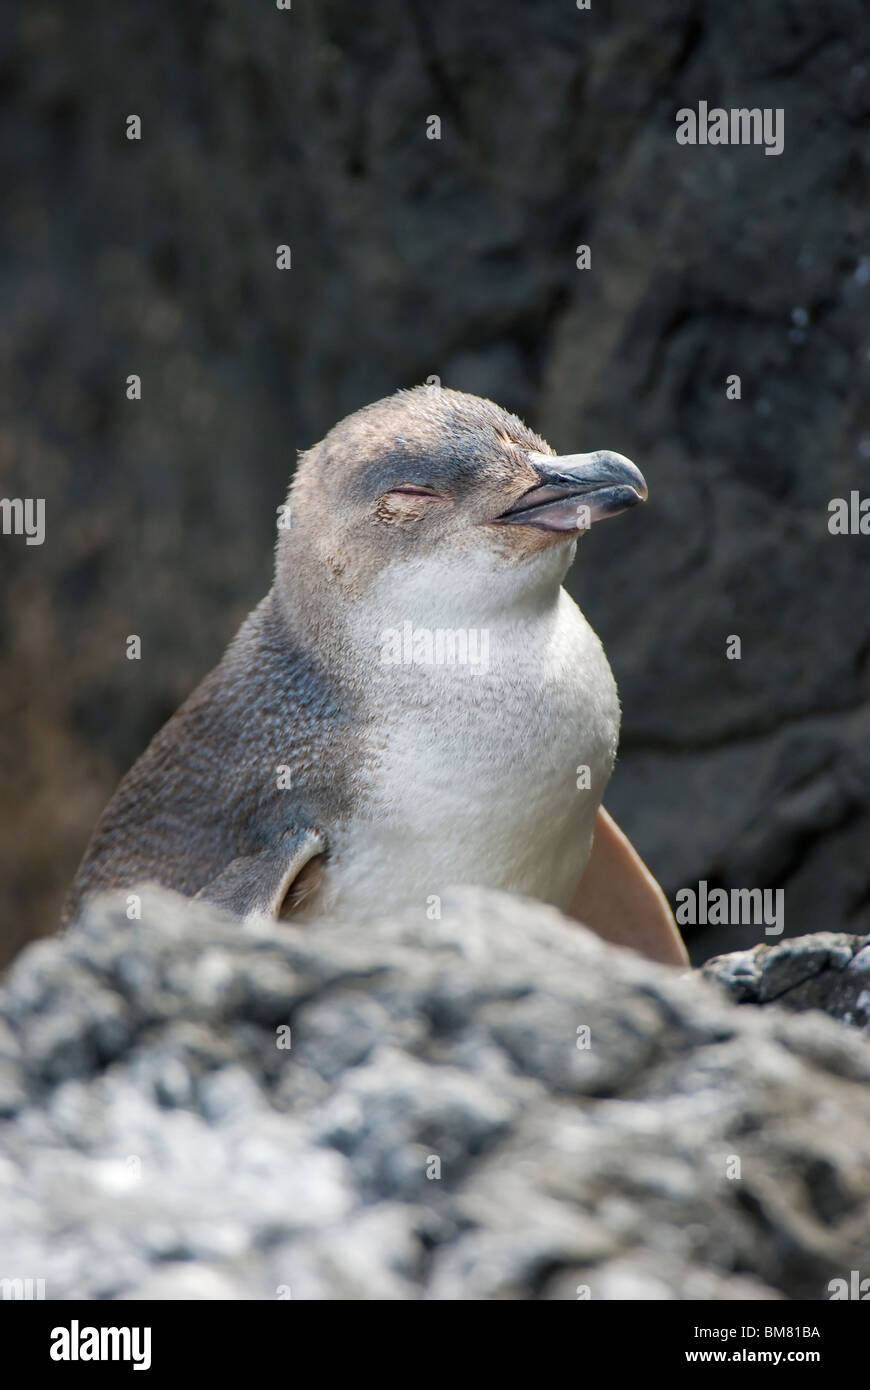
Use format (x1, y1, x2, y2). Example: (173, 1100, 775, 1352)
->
(495, 451, 648, 532)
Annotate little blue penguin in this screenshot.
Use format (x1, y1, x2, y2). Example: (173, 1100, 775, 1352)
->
(64, 387, 687, 964)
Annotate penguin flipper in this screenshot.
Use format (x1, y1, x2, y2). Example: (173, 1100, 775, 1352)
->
(568, 807, 688, 966)
(194, 827, 326, 923)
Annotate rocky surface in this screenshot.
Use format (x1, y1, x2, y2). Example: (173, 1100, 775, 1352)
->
(1, 887, 869, 1300)
(703, 933, 870, 1030)
(1, 0, 869, 965)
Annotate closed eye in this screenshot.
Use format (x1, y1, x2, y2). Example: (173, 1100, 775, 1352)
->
(387, 485, 447, 500)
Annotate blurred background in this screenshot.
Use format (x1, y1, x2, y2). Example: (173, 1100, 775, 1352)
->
(1, 0, 868, 966)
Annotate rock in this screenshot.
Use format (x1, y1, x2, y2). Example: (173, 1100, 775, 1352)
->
(702, 934, 870, 1030)
(1, 887, 869, 1300)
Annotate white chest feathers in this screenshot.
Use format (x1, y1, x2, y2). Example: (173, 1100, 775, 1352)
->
(310, 562, 620, 922)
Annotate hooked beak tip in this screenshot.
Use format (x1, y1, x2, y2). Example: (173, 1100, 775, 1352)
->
(495, 449, 648, 531)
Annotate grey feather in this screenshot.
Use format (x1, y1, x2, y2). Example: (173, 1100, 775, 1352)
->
(63, 594, 354, 924)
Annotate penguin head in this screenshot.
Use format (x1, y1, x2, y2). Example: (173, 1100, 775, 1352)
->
(281, 387, 646, 612)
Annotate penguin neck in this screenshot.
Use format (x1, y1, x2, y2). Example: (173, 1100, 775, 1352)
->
(272, 530, 580, 693)
(364, 541, 577, 629)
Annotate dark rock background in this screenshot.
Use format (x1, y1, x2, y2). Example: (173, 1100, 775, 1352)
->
(1, 0, 869, 963)
(1, 886, 869, 1300)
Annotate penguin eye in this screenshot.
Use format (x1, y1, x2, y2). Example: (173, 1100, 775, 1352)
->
(387, 484, 445, 500)
(375, 484, 447, 525)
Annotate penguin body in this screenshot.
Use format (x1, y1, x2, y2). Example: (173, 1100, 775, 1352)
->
(65, 388, 647, 929)
(312, 572, 618, 921)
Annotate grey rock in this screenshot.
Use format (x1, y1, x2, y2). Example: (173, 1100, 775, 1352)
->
(703, 933, 870, 1030)
(1, 887, 869, 1300)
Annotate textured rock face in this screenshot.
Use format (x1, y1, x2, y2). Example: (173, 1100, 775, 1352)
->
(703, 934, 870, 1030)
(2, 0, 869, 964)
(1, 888, 869, 1300)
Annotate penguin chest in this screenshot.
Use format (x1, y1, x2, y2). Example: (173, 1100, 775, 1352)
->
(316, 594, 620, 919)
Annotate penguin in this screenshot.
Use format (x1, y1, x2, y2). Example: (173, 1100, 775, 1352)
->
(64, 387, 687, 966)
